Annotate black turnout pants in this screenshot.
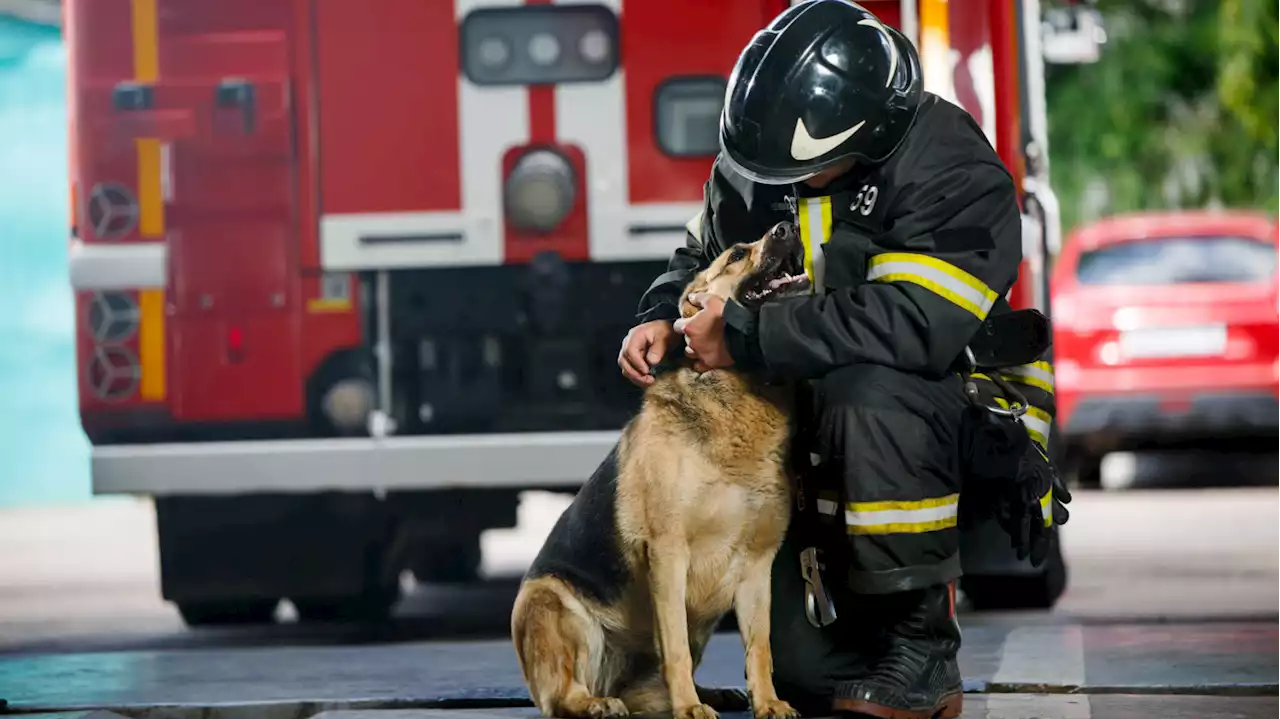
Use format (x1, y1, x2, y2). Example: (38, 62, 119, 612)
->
(767, 363, 970, 707)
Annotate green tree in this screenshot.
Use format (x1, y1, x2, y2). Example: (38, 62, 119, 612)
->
(1045, 0, 1278, 235)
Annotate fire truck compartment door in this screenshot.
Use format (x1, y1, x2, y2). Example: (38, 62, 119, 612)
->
(159, 28, 302, 422)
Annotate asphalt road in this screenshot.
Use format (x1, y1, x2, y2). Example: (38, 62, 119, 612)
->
(0, 451, 1276, 718)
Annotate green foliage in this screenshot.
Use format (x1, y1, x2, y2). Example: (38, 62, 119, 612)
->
(1045, 0, 1278, 235)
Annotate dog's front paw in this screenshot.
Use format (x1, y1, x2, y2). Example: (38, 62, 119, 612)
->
(568, 696, 628, 719)
(753, 698, 800, 719)
(674, 702, 719, 719)
(584, 697, 629, 719)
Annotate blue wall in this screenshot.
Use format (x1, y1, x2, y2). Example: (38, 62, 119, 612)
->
(0, 17, 91, 507)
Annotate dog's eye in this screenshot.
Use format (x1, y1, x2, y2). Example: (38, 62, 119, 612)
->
(729, 247, 748, 263)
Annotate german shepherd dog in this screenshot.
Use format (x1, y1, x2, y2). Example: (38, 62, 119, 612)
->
(512, 221, 811, 719)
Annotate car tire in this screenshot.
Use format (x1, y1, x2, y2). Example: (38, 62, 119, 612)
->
(177, 599, 278, 626)
(961, 538, 1068, 611)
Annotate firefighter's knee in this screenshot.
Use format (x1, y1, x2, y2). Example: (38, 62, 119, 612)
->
(807, 363, 967, 594)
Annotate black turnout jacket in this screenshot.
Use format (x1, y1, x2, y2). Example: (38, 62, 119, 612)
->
(635, 93, 1025, 381)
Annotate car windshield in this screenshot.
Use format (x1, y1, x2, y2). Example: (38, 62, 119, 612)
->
(1076, 235, 1277, 285)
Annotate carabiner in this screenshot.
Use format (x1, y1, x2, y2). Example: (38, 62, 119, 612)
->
(800, 547, 837, 628)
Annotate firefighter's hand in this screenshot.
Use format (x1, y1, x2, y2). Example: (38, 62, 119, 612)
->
(619, 320, 679, 388)
(674, 293, 734, 372)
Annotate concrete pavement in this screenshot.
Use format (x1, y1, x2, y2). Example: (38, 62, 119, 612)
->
(15, 699, 1280, 719)
(1, 618, 1276, 716)
(0, 483, 1276, 718)
(2, 486, 1275, 654)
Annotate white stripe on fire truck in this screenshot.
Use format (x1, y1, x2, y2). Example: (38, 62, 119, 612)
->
(552, 0, 698, 262)
(320, 0, 697, 270)
(458, 0, 525, 266)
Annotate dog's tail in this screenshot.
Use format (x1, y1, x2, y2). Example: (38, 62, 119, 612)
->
(511, 577, 608, 717)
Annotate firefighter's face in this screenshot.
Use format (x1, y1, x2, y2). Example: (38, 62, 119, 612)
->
(802, 159, 857, 189)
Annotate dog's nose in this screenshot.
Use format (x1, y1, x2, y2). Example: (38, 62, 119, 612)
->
(770, 222, 797, 242)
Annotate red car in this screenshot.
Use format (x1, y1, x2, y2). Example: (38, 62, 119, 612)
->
(1050, 210, 1279, 486)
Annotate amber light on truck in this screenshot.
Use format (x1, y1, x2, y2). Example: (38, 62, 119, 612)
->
(461, 5, 618, 86)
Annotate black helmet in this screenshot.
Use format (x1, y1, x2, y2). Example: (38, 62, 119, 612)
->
(719, 0, 924, 185)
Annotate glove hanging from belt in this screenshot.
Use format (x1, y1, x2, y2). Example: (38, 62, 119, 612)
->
(956, 308, 1071, 567)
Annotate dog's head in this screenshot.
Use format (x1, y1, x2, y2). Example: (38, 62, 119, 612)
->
(680, 221, 810, 318)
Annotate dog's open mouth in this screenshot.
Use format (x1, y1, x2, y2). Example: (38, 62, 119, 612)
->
(741, 253, 811, 304)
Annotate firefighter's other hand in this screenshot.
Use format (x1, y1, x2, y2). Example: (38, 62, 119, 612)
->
(674, 293, 734, 372)
(619, 320, 678, 388)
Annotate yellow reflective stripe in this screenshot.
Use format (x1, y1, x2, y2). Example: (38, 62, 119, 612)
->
(131, 0, 164, 239)
(1040, 488, 1053, 528)
(1000, 361, 1055, 395)
(849, 517, 958, 535)
(307, 298, 353, 313)
(133, 0, 166, 402)
(798, 196, 832, 294)
(138, 289, 166, 401)
(846, 493, 959, 534)
(131, 0, 158, 83)
(136, 139, 165, 238)
(867, 253, 999, 319)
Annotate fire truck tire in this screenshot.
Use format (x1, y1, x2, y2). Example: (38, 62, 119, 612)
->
(410, 532, 483, 584)
(960, 537, 1068, 611)
(177, 599, 279, 626)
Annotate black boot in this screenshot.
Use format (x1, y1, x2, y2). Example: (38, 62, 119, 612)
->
(832, 582, 963, 719)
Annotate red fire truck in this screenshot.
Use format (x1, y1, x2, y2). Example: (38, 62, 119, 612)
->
(66, 0, 1099, 624)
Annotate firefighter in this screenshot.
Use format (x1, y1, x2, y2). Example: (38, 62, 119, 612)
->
(618, 2, 1069, 718)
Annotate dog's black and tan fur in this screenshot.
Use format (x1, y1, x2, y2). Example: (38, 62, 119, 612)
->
(512, 222, 809, 719)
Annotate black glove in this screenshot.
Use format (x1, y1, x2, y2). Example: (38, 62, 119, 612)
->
(999, 442, 1071, 567)
(958, 406, 1072, 566)
(957, 406, 1028, 530)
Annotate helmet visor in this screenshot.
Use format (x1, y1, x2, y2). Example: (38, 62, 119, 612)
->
(718, 145, 819, 187)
